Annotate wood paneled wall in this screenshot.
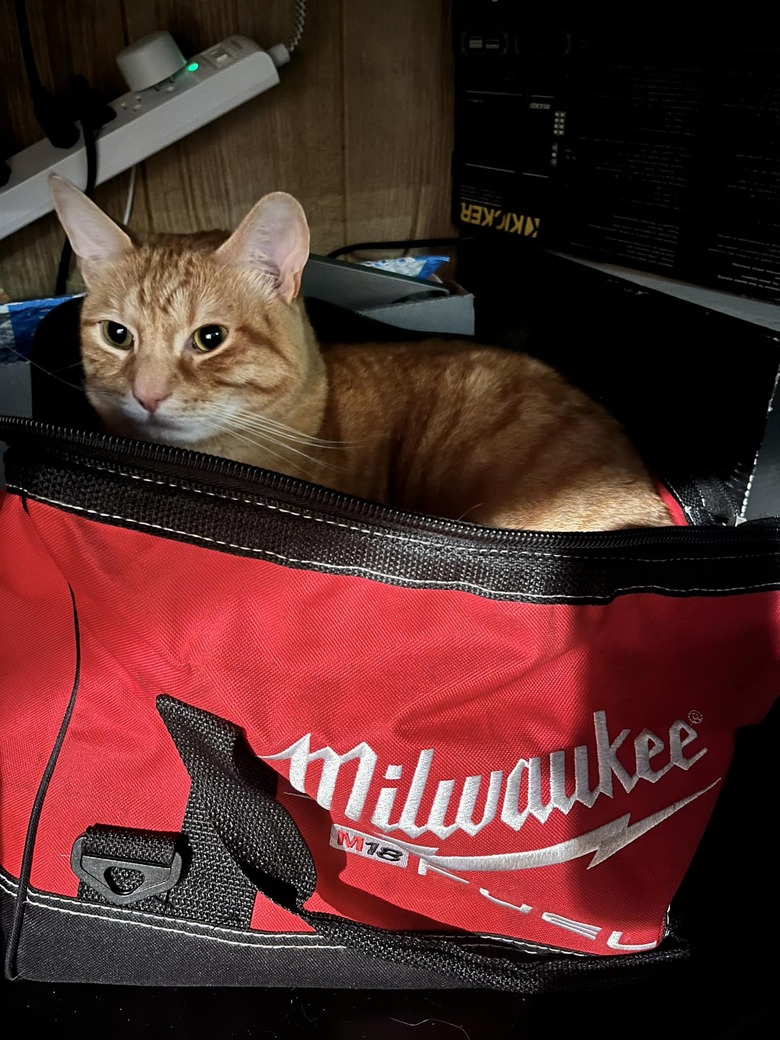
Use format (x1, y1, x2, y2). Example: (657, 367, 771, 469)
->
(0, 0, 455, 300)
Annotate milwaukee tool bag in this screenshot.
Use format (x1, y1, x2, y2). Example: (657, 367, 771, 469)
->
(1, 282, 779, 994)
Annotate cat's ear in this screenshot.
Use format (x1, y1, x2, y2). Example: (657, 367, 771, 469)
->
(215, 192, 310, 304)
(49, 174, 133, 287)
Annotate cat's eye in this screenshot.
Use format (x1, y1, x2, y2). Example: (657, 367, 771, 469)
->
(101, 321, 134, 350)
(191, 325, 228, 352)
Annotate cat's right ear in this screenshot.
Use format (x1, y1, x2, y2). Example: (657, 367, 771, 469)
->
(49, 174, 133, 288)
(215, 191, 310, 304)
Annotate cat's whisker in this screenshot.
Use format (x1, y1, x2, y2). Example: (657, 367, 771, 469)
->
(1, 345, 118, 400)
(237, 411, 381, 448)
(456, 503, 485, 521)
(210, 404, 358, 449)
(228, 424, 345, 472)
(243, 412, 360, 448)
(206, 405, 353, 456)
(46, 361, 86, 375)
(205, 415, 343, 477)
(204, 418, 301, 466)
(232, 420, 350, 452)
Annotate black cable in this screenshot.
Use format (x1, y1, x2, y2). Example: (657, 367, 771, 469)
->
(13, 2, 114, 293)
(52, 75, 114, 296)
(327, 235, 468, 260)
(13, 0, 41, 90)
(54, 117, 97, 296)
(13, 0, 79, 149)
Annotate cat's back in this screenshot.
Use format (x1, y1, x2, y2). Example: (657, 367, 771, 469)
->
(323, 335, 609, 433)
(319, 337, 671, 531)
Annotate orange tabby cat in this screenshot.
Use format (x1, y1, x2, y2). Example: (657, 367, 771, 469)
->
(49, 173, 671, 531)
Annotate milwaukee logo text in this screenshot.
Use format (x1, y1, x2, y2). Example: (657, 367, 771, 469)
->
(264, 710, 708, 843)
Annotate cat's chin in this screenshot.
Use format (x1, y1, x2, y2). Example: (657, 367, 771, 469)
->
(103, 412, 215, 449)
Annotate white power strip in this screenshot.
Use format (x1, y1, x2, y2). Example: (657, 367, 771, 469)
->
(0, 35, 282, 241)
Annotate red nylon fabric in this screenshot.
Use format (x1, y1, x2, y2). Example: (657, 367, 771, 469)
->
(1, 492, 778, 956)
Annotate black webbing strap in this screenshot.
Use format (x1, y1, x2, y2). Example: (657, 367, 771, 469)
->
(155, 694, 690, 996)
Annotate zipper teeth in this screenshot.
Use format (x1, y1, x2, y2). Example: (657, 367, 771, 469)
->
(0, 415, 761, 549)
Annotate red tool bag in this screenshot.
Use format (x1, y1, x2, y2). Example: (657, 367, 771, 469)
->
(1, 283, 779, 994)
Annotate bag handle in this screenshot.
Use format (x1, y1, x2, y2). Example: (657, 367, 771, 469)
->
(156, 695, 689, 995)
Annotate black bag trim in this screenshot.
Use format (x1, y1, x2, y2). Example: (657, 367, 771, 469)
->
(0, 873, 485, 988)
(0, 866, 336, 947)
(3, 584, 81, 981)
(153, 695, 690, 996)
(3, 420, 780, 604)
(0, 839, 586, 962)
(0, 866, 577, 990)
(1, 866, 522, 953)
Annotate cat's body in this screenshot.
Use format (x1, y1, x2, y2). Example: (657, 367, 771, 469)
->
(276, 337, 668, 530)
(49, 175, 671, 531)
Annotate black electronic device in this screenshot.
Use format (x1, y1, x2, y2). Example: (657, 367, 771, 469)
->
(452, 1, 780, 303)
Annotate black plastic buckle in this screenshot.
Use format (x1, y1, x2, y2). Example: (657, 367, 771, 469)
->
(70, 836, 183, 905)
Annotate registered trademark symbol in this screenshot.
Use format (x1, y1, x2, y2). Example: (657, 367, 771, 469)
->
(688, 710, 703, 725)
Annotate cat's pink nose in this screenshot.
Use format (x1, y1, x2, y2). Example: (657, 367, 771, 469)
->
(133, 390, 170, 414)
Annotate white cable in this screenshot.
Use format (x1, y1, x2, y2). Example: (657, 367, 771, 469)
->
(289, 0, 306, 53)
(122, 163, 137, 226)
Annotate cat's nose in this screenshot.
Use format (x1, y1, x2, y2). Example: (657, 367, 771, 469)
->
(133, 390, 170, 414)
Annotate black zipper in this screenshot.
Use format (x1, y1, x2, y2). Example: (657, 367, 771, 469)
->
(2, 415, 778, 552)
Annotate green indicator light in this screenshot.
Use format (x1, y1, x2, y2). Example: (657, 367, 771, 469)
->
(187, 62, 199, 71)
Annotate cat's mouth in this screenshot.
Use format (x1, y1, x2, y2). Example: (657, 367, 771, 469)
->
(109, 403, 215, 446)
(135, 413, 210, 441)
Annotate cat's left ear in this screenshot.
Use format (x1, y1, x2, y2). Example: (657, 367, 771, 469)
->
(215, 192, 310, 304)
(49, 174, 133, 287)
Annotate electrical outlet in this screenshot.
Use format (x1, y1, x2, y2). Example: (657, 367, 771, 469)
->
(0, 35, 281, 241)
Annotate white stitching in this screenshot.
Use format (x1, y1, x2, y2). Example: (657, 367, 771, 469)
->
(10, 482, 778, 569)
(2, 874, 562, 956)
(22, 897, 569, 957)
(0, 870, 497, 943)
(24, 897, 346, 949)
(0, 878, 572, 958)
(20, 457, 749, 563)
(0, 872, 317, 941)
(14, 489, 780, 599)
(50, 459, 507, 552)
(662, 477, 719, 526)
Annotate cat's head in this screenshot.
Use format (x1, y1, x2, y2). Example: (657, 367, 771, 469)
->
(49, 174, 321, 455)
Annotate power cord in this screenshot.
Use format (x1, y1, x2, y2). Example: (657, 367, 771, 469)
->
(53, 115, 97, 296)
(53, 76, 115, 295)
(12, 0, 115, 293)
(13, 0, 79, 149)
